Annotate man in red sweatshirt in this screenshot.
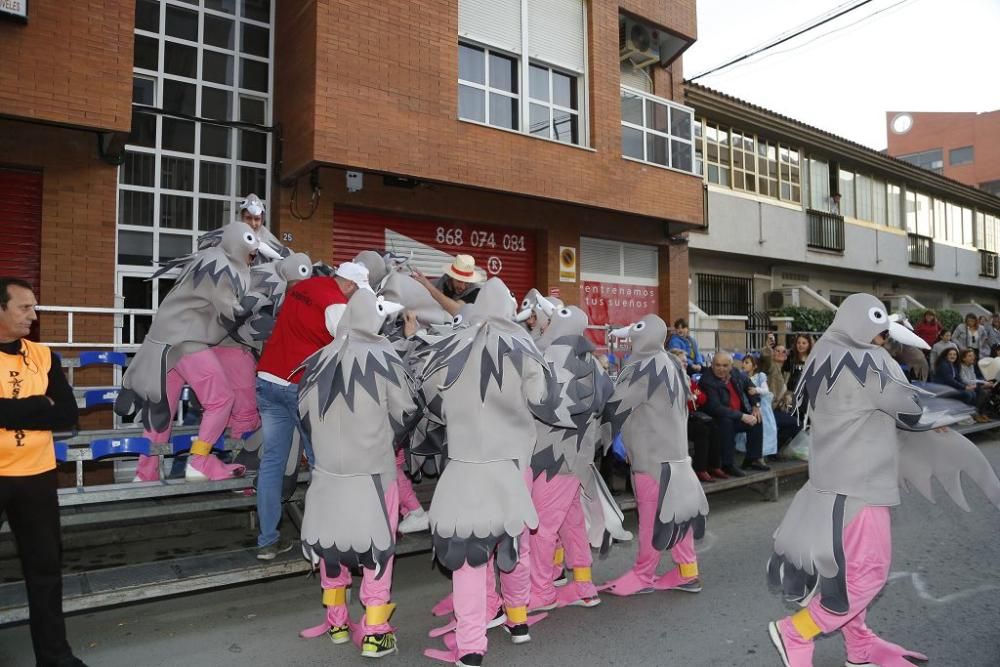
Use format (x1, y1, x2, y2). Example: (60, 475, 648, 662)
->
(254, 262, 372, 559)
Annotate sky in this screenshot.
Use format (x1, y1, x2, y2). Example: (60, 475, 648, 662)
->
(682, 0, 1000, 150)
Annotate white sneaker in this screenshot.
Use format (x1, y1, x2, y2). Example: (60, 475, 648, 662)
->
(398, 508, 429, 534)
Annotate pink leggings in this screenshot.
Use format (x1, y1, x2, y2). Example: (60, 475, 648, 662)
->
(529, 473, 595, 605)
(320, 481, 400, 635)
(143, 347, 259, 444)
(633, 471, 697, 584)
(395, 449, 422, 516)
(781, 505, 893, 662)
(451, 467, 533, 656)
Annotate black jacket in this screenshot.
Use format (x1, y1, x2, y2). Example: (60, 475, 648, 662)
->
(698, 369, 760, 421)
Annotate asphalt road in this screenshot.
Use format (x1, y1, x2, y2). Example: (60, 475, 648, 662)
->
(2, 439, 999, 667)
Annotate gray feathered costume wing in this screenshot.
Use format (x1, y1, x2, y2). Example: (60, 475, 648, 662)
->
(424, 278, 562, 573)
(768, 293, 1000, 615)
(601, 315, 707, 551)
(297, 290, 418, 578)
(115, 222, 259, 432)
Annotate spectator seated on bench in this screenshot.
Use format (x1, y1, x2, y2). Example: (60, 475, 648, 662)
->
(698, 352, 769, 478)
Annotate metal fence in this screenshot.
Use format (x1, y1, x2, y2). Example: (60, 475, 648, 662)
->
(806, 209, 845, 252)
(907, 233, 934, 267)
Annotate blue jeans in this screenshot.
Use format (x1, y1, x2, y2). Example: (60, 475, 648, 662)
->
(255, 377, 312, 548)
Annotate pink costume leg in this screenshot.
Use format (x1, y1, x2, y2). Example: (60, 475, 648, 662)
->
(210, 346, 260, 437)
(321, 560, 353, 628)
(395, 449, 422, 517)
(498, 468, 533, 625)
(359, 481, 400, 635)
(556, 481, 599, 603)
(173, 349, 243, 480)
(529, 473, 578, 608)
(136, 368, 187, 481)
(599, 471, 661, 595)
(773, 507, 923, 667)
(453, 563, 490, 657)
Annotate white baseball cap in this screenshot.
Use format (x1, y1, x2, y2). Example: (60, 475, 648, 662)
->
(239, 193, 265, 216)
(335, 261, 374, 293)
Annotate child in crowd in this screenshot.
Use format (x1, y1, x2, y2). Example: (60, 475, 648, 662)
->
(740, 355, 777, 458)
(929, 329, 958, 371)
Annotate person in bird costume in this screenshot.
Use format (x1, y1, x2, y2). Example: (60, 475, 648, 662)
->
(296, 289, 416, 659)
(599, 314, 709, 597)
(420, 277, 562, 667)
(766, 293, 1000, 667)
(116, 221, 280, 481)
(527, 304, 617, 611)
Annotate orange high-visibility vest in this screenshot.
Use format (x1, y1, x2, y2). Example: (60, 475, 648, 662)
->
(0, 339, 55, 476)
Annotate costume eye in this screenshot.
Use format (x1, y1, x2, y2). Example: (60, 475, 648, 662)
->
(633, 321, 646, 332)
(521, 298, 531, 309)
(453, 314, 463, 326)
(558, 308, 571, 318)
(868, 307, 886, 323)
(298, 265, 310, 276)
(243, 232, 256, 244)
(377, 303, 385, 313)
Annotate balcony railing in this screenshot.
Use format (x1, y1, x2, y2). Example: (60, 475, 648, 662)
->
(806, 209, 845, 252)
(907, 233, 934, 267)
(981, 250, 999, 278)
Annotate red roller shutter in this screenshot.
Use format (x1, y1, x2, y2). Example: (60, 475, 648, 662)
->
(0, 167, 43, 288)
(332, 208, 537, 300)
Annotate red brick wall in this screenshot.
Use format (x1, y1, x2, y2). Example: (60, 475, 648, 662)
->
(0, 119, 118, 343)
(885, 110, 1000, 188)
(275, 0, 703, 228)
(0, 1, 134, 133)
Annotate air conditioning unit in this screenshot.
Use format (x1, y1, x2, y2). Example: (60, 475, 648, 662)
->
(764, 291, 787, 311)
(619, 16, 661, 69)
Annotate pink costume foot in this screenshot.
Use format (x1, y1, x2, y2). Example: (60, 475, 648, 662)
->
(769, 619, 815, 667)
(597, 569, 654, 597)
(132, 454, 162, 482)
(846, 636, 928, 667)
(652, 566, 699, 591)
(185, 453, 246, 481)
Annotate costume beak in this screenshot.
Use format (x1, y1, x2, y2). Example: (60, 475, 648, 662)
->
(888, 320, 929, 350)
(380, 299, 405, 318)
(610, 325, 633, 339)
(514, 308, 533, 323)
(257, 242, 282, 260)
(535, 295, 556, 317)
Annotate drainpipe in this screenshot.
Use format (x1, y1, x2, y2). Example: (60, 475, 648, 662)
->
(758, 201, 764, 245)
(874, 227, 881, 263)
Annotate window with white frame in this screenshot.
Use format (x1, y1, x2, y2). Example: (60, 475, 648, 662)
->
(975, 212, 999, 253)
(904, 191, 932, 237)
(620, 88, 694, 173)
(700, 119, 800, 202)
(458, 43, 519, 131)
(808, 158, 830, 211)
(458, 0, 587, 146)
(838, 169, 855, 218)
(119, 0, 273, 335)
(528, 63, 579, 143)
(703, 122, 731, 186)
(887, 183, 902, 228)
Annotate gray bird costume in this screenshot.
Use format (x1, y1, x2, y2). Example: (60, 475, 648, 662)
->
(230, 252, 313, 349)
(520, 289, 563, 340)
(197, 221, 288, 261)
(114, 222, 261, 431)
(602, 315, 709, 550)
(422, 278, 558, 572)
(528, 306, 623, 553)
(767, 293, 1000, 615)
(297, 290, 417, 577)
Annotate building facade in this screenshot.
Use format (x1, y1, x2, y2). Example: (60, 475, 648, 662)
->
(685, 85, 1000, 330)
(1, 0, 703, 351)
(885, 110, 1000, 197)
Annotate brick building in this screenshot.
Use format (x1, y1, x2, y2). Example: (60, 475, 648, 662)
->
(885, 110, 1000, 197)
(0, 0, 704, 353)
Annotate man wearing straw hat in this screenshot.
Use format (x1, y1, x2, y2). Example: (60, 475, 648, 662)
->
(412, 254, 486, 317)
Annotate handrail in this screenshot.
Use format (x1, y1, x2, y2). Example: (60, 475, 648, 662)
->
(36, 305, 154, 352)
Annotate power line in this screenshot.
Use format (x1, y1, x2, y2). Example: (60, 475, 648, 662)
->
(715, 0, 917, 77)
(687, 0, 876, 82)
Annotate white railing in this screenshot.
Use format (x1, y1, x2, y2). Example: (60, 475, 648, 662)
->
(36, 305, 155, 352)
